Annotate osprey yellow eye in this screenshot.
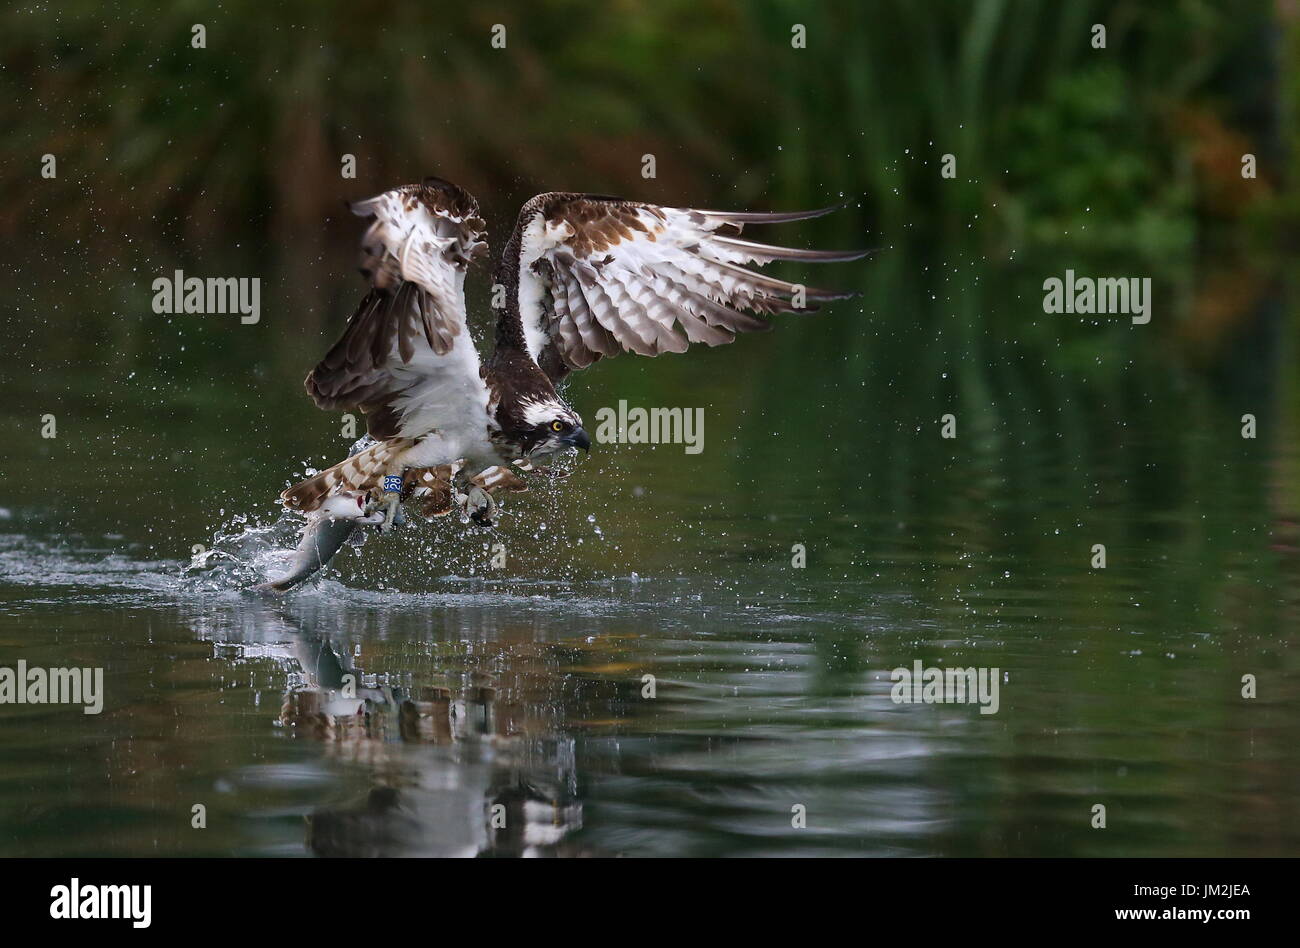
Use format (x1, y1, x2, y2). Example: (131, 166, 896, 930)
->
(551, 421, 565, 432)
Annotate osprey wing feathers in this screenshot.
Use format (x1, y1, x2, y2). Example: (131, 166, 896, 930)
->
(499, 193, 866, 381)
(305, 179, 490, 441)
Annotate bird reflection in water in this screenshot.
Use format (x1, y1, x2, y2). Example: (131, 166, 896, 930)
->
(279, 626, 590, 857)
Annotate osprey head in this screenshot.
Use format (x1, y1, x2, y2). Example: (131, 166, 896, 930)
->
(519, 396, 590, 458)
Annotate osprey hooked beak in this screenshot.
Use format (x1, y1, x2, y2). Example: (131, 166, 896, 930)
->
(562, 427, 592, 453)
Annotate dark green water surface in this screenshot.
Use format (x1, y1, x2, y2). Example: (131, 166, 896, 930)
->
(1, 244, 1296, 856)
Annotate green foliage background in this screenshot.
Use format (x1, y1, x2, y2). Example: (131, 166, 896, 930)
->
(0, 2, 1298, 858)
(1, 0, 1287, 256)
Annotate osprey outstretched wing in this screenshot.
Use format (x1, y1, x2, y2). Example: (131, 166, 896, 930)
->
(305, 178, 490, 441)
(494, 193, 866, 382)
(281, 179, 498, 516)
(265, 179, 864, 592)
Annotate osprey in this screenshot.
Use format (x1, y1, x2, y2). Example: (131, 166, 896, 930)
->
(261, 177, 864, 592)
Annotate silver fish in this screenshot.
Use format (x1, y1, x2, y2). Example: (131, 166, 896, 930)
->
(253, 435, 393, 594)
(252, 499, 411, 593)
(253, 515, 360, 594)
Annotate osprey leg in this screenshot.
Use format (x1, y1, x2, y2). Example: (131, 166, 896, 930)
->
(464, 485, 497, 526)
(374, 474, 405, 534)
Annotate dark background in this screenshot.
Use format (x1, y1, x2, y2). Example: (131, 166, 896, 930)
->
(0, 1, 1296, 859)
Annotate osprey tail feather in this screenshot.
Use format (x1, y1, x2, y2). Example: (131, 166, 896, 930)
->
(280, 438, 413, 513)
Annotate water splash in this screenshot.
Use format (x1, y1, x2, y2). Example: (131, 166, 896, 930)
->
(180, 511, 314, 592)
